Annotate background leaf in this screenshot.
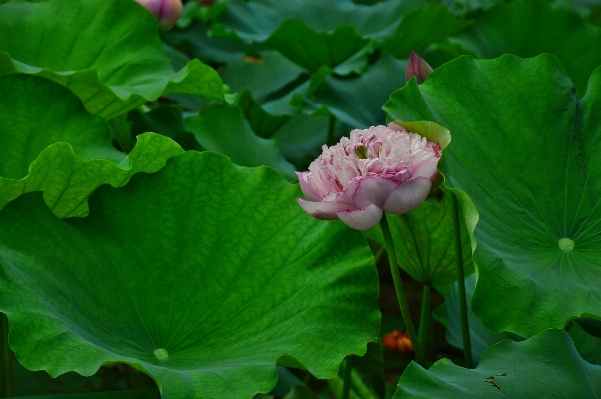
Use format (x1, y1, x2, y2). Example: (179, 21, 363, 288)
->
(433, 274, 517, 364)
(213, 0, 426, 43)
(451, 0, 601, 95)
(184, 103, 297, 180)
(0, 151, 380, 399)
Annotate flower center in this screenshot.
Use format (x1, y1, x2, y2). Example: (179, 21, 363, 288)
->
(558, 238, 574, 253)
(153, 348, 169, 361)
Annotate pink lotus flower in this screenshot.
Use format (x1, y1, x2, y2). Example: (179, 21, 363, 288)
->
(296, 123, 442, 230)
(135, 0, 183, 29)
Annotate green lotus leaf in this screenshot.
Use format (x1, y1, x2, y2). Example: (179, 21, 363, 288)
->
(436, 0, 504, 15)
(265, 20, 373, 73)
(237, 90, 292, 138)
(0, 0, 224, 120)
(0, 74, 183, 218)
(184, 103, 297, 181)
(264, 55, 407, 129)
(569, 322, 601, 366)
(382, 3, 471, 59)
(221, 51, 306, 104)
(162, 22, 252, 66)
(213, 0, 426, 43)
(383, 54, 601, 337)
(433, 274, 516, 364)
(0, 151, 379, 399)
(383, 188, 474, 289)
(393, 329, 601, 398)
(452, 0, 601, 95)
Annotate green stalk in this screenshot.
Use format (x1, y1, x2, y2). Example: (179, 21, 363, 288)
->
(418, 283, 431, 356)
(379, 215, 426, 367)
(0, 314, 13, 397)
(452, 192, 473, 368)
(341, 357, 352, 399)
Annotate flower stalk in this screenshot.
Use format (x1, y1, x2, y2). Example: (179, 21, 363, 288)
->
(0, 314, 13, 397)
(341, 357, 352, 399)
(418, 283, 431, 356)
(452, 192, 473, 368)
(380, 215, 426, 367)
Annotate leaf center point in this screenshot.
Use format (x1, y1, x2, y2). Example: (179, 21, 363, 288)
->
(153, 348, 169, 361)
(558, 238, 574, 253)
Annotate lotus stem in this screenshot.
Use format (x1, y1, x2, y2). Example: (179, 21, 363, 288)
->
(341, 357, 352, 399)
(452, 192, 473, 368)
(379, 215, 426, 367)
(1, 313, 13, 397)
(418, 283, 431, 356)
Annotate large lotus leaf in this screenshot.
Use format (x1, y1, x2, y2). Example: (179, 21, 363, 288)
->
(184, 103, 297, 181)
(452, 0, 601, 96)
(0, 74, 183, 218)
(393, 329, 601, 398)
(0, 0, 224, 120)
(433, 274, 516, 364)
(382, 3, 471, 59)
(213, 0, 426, 43)
(0, 151, 380, 399)
(570, 322, 601, 366)
(383, 54, 601, 337)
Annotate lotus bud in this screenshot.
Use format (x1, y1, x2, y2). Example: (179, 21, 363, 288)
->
(296, 123, 442, 231)
(135, 0, 183, 30)
(405, 51, 433, 84)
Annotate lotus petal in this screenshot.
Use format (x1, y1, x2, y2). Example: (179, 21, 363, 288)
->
(336, 204, 383, 231)
(297, 198, 354, 220)
(382, 177, 432, 214)
(345, 176, 400, 209)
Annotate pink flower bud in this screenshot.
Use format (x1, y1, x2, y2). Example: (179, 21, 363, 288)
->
(296, 123, 442, 231)
(405, 51, 433, 84)
(135, 0, 183, 30)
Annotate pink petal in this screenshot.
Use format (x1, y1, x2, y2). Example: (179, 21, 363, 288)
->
(382, 177, 432, 214)
(297, 198, 354, 220)
(336, 204, 384, 231)
(412, 157, 440, 180)
(386, 122, 404, 132)
(344, 176, 400, 209)
(296, 172, 324, 201)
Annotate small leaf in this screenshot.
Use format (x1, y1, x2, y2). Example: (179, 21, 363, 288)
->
(393, 329, 601, 398)
(184, 103, 297, 180)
